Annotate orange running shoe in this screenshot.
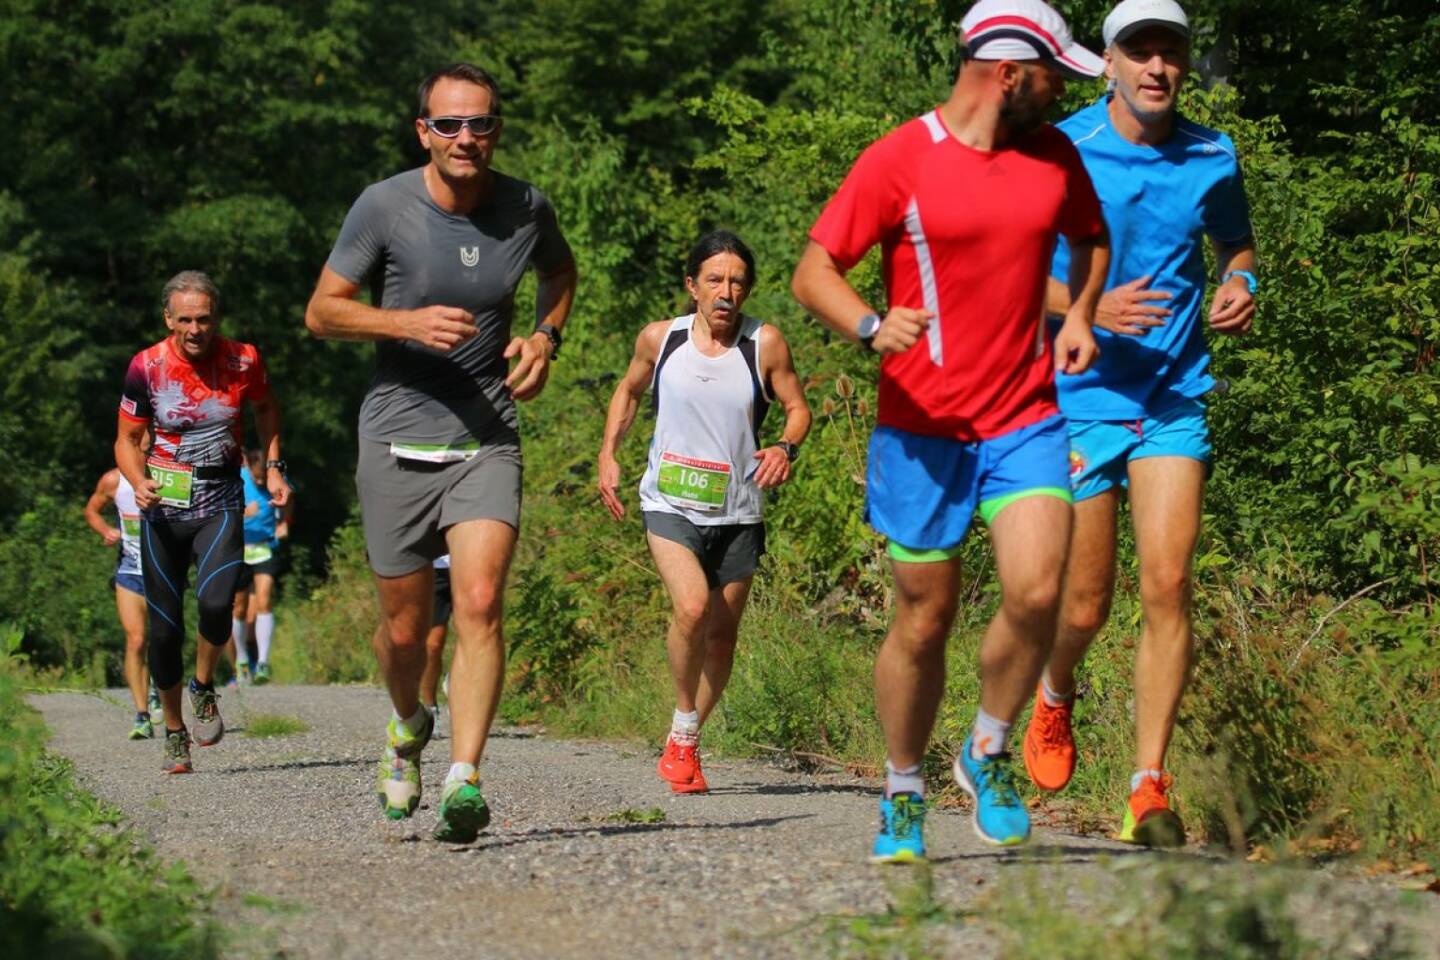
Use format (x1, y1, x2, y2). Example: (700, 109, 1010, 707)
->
(658, 733, 709, 793)
(1118, 772, 1185, 847)
(1022, 684, 1076, 791)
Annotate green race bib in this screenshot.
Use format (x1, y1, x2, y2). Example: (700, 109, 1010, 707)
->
(146, 457, 193, 508)
(120, 515, 141, 538)
(656, 452, 730, 511)
(244, 543, 274, 565)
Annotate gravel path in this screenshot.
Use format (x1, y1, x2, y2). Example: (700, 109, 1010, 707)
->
(30, 686, 1438, 959)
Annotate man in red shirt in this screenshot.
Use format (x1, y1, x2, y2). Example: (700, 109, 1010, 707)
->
(792, 0, 1109, 859)
(116, 270, 290, 775)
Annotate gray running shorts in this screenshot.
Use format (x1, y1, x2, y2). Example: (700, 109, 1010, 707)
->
(642, 511, 766, 590)
(357, 437, 522, 577)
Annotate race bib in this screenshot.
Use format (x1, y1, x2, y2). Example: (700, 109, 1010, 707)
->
(656, 452, 730, 511)
(390, 441, 482, 463)
(244, 543, 274, 565)
(120, 514, 141, 539)
(146, 457, 193, 508)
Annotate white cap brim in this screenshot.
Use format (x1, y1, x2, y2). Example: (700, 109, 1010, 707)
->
(1054, 42, 1105, 79)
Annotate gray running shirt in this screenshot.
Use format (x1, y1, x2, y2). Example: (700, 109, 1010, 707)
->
(327, 168, 573, 444)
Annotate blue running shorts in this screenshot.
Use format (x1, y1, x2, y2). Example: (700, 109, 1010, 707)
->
(866, 415, 1073, 562)
(1067, 398, 1212, 503)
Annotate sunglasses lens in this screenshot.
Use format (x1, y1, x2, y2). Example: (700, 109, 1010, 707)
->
(470, 116, 498, 135)
(431, 117, 465, 137)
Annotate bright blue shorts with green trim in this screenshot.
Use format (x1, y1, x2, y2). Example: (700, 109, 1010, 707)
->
(1067, 398, 1211, 503)
(865, 415, 1073, 563)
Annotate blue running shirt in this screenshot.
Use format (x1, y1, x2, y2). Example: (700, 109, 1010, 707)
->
(241, 468, 278, 547)
(1051, 99, 1252, 420)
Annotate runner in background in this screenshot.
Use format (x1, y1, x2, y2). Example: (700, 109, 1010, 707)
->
(599, 231, 811, 794)
(228, 449, 293, 685)
(84, 466, 163, 738)
(116, 269, 291, 774)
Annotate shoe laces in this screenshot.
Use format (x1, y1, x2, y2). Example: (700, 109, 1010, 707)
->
(1036, 697, 1072, 745)
(888, 794, 926, 839)
(976, 753, 1022, 808)
(1133, 772, 1174, 812)
(194, 688, 218, 721)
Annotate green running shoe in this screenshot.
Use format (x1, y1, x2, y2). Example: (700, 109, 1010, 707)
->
(434, 777, 490, 843)
(253, 662, 272, 686)
(148, 687, 163, 723)
(189, 682, 224, 746)
(374, 709, 436, 819)
(129, 714, 154, 740)
(162, 727, 193, 774)
(376, 752, 422, 819)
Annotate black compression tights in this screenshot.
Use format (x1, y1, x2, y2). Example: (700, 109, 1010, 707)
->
(140, 511, 244, 690)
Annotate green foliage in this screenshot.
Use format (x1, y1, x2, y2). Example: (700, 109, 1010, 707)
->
(0, 662, 221, 958)
(242, 712, 310, 738)
(992, 859, 1419, 960)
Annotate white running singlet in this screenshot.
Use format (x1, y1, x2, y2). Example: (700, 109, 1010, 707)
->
(115, 472, 143, 575)
(638, 313, 772, 525)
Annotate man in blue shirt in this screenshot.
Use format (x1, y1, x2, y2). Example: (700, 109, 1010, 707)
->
(1023, 0, 1257, 847)
(229, 449, 293, 684)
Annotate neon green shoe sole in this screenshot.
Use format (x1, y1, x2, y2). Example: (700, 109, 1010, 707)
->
(433, 779, 490, 843)
(376, 755, 421, 819)
(1119, 805, 1186, 847)
(129, 718, 154, 740)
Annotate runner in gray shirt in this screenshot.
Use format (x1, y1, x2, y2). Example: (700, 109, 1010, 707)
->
(305, 62, 577, 843)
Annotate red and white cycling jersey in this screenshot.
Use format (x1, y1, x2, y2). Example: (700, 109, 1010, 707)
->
(119, 335, 270, 520)
(810, 110, 1103, 441)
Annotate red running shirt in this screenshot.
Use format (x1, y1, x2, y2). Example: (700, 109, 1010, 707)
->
(810, 111, 1103, 441)
(118, 335, 271, 519)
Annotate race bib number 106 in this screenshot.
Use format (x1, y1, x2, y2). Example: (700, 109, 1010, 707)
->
(656, 452, 730, 511)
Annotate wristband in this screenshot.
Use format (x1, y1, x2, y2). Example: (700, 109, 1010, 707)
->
(1221, 270, 1257, 295)
(266, 459, 288, 473)
(534, 322, 562, 358)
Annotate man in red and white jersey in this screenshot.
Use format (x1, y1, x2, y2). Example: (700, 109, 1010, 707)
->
(115, 270, 290, 775)
(792, 0, 1110, 858)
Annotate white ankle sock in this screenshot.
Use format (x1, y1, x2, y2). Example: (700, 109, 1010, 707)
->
(255, 612, 275, 664)
(395, 706, 429, 737)
(1041, 674, 1074, 707)
(447, 762, 477, 785)
(884, 761, 925, 799)
(970, 708, 1012, 760)
(671, 708, 699, 739)
(1130, 768, 1164, 792)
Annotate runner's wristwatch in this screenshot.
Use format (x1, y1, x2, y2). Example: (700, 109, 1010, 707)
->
(265, 459, 287, 472)
(777, 441, 801, 463)
(1221, 270, 1257, 294)
(856, 312, 882, 353)
(534, 322, 563, 358)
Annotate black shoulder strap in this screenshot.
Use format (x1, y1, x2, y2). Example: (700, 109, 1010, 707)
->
(737, 324, 771, 448)
(651, 326, 689, 417)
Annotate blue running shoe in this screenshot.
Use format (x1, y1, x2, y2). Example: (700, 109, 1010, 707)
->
(870, 791, 927, 863)
(953, 735, 1030, 846)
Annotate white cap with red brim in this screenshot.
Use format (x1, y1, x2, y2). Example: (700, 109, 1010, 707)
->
(961, 0, 1105, 79)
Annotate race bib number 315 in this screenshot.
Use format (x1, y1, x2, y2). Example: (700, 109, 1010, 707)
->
(656, 452, 730, 511)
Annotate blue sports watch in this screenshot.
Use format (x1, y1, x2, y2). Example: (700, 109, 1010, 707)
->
(1221, 270, 1257, 295)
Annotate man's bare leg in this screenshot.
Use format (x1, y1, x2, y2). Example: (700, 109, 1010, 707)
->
(875, 557, 963, 770)
(647, 533, 715, 715)
(117, 587, 149, 712)
(421, 623, 448, 706)
(1046, 489, 1121, 694)
(445, 519, 517, 766)
(372, 566, 434, 721)
(695, 577, 753, 726)
(977, 495, 1074, 725)
(1127, 457, 1204, 770)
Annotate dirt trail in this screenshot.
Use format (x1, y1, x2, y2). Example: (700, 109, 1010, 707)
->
(31, 686, 1437, 959)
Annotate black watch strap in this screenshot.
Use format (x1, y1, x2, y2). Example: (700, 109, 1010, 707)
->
(534, 322, 562, 358)
(265, 459, 287, 472)
(777, 441, 800, 463)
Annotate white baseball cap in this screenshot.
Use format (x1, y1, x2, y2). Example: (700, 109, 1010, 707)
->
(1102, 0, 1190, 47)
(960, 0, 1105, 79)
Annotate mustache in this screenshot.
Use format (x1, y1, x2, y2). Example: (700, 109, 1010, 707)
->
(714, 297, 737, 312)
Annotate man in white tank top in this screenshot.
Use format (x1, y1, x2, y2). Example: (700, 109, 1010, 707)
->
(85, 467, 162, 739)
(598, 231, 811, 793)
